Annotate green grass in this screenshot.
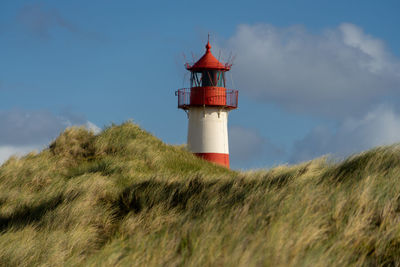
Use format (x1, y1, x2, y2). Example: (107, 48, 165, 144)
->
(1, 122, 400, 266)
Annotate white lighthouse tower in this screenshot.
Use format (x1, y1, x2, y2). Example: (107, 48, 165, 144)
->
(176, 40, 238, 168)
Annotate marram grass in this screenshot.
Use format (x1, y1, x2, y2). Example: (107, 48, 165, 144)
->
(1, 122, 400, 266)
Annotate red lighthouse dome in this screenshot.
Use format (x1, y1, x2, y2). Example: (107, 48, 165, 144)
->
(186, 41, 231, 71)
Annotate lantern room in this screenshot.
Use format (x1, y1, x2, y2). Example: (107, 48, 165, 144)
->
(176, 40, 238, 110)
(189, 70, 226, 88)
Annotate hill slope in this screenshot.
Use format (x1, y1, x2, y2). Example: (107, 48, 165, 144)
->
(1, 122, 400, 266)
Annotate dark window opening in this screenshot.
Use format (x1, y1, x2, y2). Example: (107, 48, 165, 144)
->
(191, 71, 225, 87)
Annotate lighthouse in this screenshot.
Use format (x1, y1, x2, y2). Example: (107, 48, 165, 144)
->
(176, 39, 238, 168)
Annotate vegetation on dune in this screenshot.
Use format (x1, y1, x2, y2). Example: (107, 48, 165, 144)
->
(1, 122, 400, 266)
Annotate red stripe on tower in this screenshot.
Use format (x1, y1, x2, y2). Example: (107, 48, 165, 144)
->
(195, 153, 230, 168)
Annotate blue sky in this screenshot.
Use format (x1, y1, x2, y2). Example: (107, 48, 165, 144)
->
(1, 0, 400, 169)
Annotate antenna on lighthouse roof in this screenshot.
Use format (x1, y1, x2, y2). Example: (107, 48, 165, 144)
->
(191, 52, 196, 63)
(206, 33, 212, 52)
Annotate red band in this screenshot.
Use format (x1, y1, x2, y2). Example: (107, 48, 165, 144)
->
(194, 153, 230, 168)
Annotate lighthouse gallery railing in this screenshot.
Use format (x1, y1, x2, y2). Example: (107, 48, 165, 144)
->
(176, 88, 238, 110)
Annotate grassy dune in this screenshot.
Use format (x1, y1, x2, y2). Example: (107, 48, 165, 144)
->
(1, 122, 400, 266)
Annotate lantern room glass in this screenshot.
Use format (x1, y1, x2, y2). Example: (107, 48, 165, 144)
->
(190, 71, 225, 88)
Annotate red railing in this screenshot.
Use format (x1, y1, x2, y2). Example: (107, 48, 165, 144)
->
(175, 88, 238, 110)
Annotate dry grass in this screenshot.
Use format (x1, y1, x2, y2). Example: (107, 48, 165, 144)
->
(1, 122, 400, 266)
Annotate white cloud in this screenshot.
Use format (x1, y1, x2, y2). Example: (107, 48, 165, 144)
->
(85, 121, 102, 134)
(229, 126, 284, 168)
(0, 145, 41, 165)
(0, 109, 101, 164)
(16, 3, 105, 41)
(229, 126, 265, 161)
(17, 3, 78, 39)
(291, 106, 400, 163)
(0, 109, 83, 145)
(225, 23, 400, 118)
(339, 23, 387, 73)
